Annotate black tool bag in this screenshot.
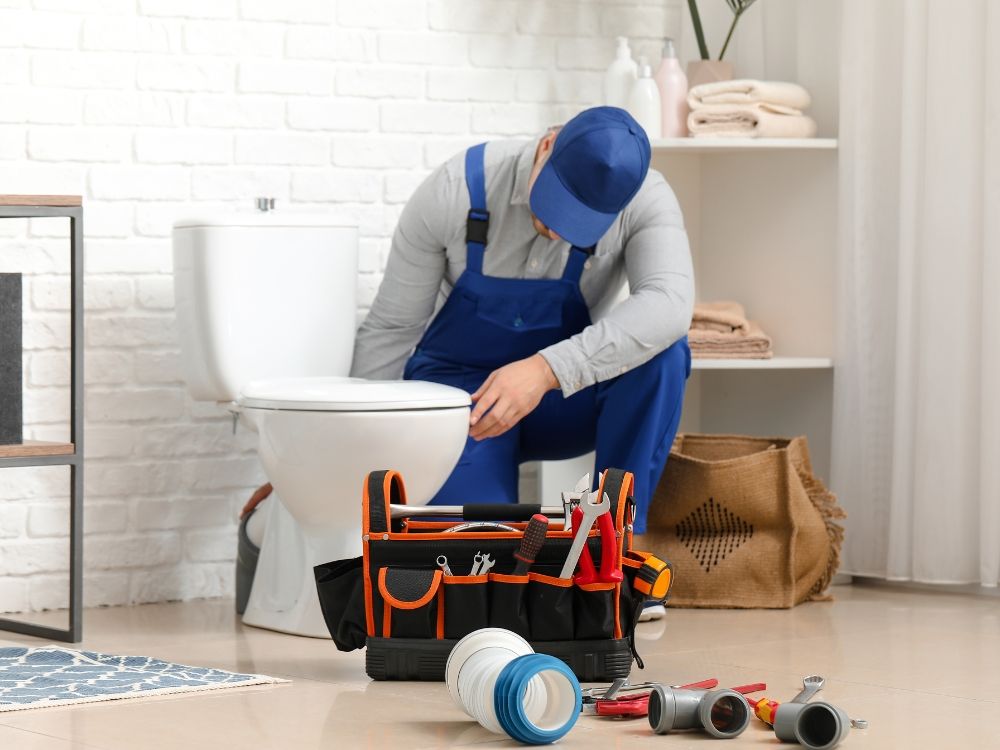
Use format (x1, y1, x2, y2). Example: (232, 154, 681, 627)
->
(314, 467, 661, 682)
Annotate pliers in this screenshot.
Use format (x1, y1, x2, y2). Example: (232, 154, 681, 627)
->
(582, 678, 721, 717)
(570, 504, 623, 585)
(582, 679, 768, 719)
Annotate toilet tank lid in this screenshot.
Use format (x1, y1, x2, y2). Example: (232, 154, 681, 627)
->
(238, 377, 472, 412)
(173, 213, 354, 229)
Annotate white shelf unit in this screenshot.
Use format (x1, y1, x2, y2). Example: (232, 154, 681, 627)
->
(691, 356, 833, 370)
(660, 140, 839, 481)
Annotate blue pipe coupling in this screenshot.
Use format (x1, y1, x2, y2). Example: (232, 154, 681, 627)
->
(445, 628, 582, 745)
(647, 685, 752, 739)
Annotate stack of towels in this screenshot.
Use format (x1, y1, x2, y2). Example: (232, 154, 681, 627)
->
(688, 301, 773, 359)
(687, 80, 817, 138)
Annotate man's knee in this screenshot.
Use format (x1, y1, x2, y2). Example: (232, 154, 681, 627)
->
(616, 338, 690, 389)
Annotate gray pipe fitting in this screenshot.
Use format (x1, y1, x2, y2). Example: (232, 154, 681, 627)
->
(773, 701, 851, 750)
(647, 685, 751, 739)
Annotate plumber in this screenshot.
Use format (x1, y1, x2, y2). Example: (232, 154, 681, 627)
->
(352, 106, 693, 535)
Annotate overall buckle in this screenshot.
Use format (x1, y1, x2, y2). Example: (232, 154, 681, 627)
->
(466, 209, 489, 245)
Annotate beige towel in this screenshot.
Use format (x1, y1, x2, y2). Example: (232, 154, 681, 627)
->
(688, 79, 812, 110)
(689, 321, 773, 359)
(692, 301, 750, 335)
(687, 103, 817, 139)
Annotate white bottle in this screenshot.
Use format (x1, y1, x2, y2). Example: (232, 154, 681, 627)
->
(654, 38, 689, 137)
(603, 36, 637, 109)
(626, 58, 662, 139)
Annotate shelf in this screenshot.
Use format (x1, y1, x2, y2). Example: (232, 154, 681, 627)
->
(0, 440, 75, 458)
(650, 138, 837, 153)
(691, 357, 833, 370)
(0, 195, 82, 207)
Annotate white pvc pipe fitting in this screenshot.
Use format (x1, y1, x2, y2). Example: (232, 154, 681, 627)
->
(445, 628, 581, 745)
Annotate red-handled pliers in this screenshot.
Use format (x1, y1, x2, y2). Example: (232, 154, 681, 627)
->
(571, 506, 623, 585)
(587, 679, 721, 718)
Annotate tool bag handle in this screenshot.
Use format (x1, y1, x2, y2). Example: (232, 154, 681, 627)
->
(364, 469, 406, 537)
(596, 468, 635, 554)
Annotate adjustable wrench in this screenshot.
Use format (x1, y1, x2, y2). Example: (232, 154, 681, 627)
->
(559, 490, 610, 579)
(560, 473, 590, 529)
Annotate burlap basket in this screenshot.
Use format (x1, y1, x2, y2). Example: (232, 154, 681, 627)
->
(638, 434, 846, 608)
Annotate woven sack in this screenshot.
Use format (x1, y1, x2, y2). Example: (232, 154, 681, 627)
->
(637, 434, 845, 608)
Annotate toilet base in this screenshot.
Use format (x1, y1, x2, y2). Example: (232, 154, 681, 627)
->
(241, 490, 359, 639)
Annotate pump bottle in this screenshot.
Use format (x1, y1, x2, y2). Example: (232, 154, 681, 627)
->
(603, 36, 637, 109)
(653, 38, 689, 137)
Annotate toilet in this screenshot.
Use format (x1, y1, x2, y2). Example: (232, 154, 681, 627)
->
(172, 209, 471, 638)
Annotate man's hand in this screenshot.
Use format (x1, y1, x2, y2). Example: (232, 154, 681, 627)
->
(469, 354, 560, 440)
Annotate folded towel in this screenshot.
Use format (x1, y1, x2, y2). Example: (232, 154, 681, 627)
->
(687, 103, 817, 139)
(689, 320, 773, 359)
(687, 79, 812, 110)
(692, 301, 750, 335)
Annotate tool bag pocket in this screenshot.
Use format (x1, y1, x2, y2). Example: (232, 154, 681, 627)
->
(314, 556, 367, 652)
(573, 582, 617, 640)
(376, 568, 442, 639)
(527, 573, 575, 641)
(487, 573, 530, 638)
(442, 574, 490, 639)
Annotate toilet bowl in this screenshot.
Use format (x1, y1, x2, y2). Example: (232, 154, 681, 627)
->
(237, 377, 469, 637)
(172, 209, 471, 637)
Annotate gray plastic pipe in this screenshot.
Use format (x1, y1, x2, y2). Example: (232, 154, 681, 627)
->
(647, 685, 751, 739)
(773, 701, 852, 750)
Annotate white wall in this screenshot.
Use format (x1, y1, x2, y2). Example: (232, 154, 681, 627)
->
(0, 0, 683, 614)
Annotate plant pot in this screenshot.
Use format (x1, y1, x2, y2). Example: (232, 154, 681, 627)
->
(686, 60, 734, 89)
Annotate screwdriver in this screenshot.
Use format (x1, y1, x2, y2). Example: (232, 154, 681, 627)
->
(512, 514, 549, 575)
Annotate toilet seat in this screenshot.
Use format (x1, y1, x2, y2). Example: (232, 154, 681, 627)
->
(239, 376, 471, 412)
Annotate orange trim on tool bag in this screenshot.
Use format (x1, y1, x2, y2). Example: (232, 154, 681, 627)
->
(577, 580, 616, 592)
(613, 583, 622, 638)
(382, 599, 392, 638)
(490, 572, 529, 584)
(385, 529, 575, 542)
(362, 475, 375, 636)
(443, 574, 489, 584)
(436, 588, 445, 639)
(377, 568, 442, 610)
(527, 572, 573, 587)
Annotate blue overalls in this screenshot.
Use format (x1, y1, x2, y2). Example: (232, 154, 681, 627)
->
(403, 144, 690, 533)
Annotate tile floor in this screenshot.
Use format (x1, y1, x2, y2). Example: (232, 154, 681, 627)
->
(1, 582, 997, 749)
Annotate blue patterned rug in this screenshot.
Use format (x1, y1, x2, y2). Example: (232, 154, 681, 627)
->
(0, 646, 287, 712)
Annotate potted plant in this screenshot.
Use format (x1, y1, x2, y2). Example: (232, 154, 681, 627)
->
(687, 0, 759, 87)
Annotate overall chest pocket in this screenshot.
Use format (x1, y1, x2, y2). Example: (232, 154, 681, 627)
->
(476, 295, 563, 332)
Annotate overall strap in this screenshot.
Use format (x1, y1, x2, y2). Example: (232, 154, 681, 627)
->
(464, 143, 490, 274)
(561, 246, 591, 284)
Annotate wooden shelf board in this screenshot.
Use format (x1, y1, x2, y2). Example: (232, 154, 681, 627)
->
(651, 137, 838, 153)
(0, 440, 75, 458)
(692, 356, 833, 370)
(0, 195, 82, 207)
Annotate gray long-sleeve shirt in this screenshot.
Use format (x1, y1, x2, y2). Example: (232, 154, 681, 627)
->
(351, 137, 694, 398)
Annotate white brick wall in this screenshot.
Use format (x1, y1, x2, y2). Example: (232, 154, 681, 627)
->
(0, 0, 681, 615)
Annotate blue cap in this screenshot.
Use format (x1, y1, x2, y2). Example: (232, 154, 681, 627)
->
(529, 106, 651, 248)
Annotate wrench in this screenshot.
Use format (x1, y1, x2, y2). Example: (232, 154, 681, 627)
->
(560, 473, 590, 529)
(790, 674, 825, 704)
(558, 490, 610, 579)
(471, 552, 495, 576)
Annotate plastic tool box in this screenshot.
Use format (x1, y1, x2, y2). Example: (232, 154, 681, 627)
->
(314, 467, 666, 682)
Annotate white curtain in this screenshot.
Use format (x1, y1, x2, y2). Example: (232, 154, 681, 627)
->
(833, 0, 1000, 585)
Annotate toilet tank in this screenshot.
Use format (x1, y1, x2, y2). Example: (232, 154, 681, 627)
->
(173, 212, 359, 402)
